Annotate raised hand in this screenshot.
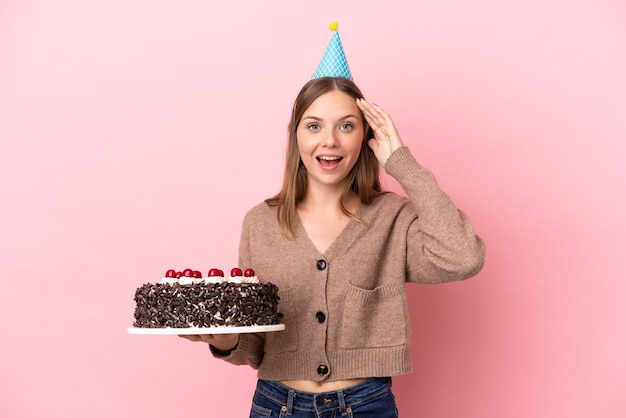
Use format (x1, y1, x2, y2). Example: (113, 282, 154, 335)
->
(356, 98, 405, 166)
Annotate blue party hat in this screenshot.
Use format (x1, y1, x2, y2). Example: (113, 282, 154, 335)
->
(312, 22, 353, 80)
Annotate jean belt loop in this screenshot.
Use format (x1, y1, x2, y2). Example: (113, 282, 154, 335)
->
(286, 389, 296, 414)
(337, 389, 347, 414)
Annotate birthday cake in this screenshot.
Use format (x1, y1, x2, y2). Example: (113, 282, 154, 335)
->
(132, 268, 281, 328)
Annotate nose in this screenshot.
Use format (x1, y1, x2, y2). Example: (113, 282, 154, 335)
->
(321, 130, 339, 147)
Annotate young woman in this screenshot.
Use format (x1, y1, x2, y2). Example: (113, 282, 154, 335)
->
(182, 77, 485, 417)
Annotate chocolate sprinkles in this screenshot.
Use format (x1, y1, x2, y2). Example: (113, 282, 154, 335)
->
(132, 282, 280, 328)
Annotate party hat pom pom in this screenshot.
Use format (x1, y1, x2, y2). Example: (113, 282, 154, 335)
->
(329, 21, 339, 31)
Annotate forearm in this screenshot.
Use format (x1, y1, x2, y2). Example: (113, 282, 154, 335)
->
(209, 333, 265, 369)
(385, 147, 486, 282)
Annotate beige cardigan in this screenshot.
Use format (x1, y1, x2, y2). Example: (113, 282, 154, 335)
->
(212, 147, 486, 382)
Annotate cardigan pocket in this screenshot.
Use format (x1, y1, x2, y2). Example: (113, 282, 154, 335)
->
(341, 282, 407, 349)
(264, 288, 299, 354)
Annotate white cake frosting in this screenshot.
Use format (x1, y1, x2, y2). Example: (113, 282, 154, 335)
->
(227, 276, 259, 284)
(160, 275, 259, 285)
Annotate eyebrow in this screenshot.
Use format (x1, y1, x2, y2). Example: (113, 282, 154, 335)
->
(301, 114, 360, 122)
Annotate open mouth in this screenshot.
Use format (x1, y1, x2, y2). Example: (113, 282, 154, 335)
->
(316, 156, 343, 166)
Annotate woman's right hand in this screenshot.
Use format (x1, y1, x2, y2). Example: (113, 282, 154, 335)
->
(178, 333, 240, 352)
(356, 98, 405, 167)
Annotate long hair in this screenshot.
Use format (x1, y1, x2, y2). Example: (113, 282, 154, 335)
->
(266, 77, 384, 239)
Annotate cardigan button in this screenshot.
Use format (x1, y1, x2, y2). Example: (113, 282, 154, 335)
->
(316, 259, 327, 270)
(315, 311, 326, 323)
(317, 364, 329, 376)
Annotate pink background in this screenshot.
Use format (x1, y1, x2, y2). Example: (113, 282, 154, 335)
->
(1, 1, 625, 417)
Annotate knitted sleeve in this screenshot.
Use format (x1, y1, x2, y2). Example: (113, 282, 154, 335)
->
(384, 147, 486, 283)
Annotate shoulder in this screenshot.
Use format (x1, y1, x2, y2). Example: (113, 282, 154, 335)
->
(368, 192, 411, 211)
(242, 201, 276, 225)
(361, 192, 416, 221)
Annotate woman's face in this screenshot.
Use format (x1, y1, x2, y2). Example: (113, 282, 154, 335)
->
(296, 90, 364, 190)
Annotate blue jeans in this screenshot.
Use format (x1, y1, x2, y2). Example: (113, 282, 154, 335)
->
(250, 377, 399, 417)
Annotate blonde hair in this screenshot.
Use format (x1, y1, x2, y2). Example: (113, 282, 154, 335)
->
(266, 77, 384, 239)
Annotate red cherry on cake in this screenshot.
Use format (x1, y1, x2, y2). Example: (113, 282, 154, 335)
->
(244, 268, 255, 277)
(193, 270, 202, 278)
(183, 268, 194, 277)
(231, 267, 243, 277)
(208, 268, 224, 277)
(165, 269, 176, 278)
(175, 271, 183, 278)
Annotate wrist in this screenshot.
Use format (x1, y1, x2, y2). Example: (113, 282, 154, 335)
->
(210, 344, 236, 356)
(209, 335, 240, 356)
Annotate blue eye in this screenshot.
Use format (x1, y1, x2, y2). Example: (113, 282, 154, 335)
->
(308, 123, 321, 131)
(339, 123, 353, 131)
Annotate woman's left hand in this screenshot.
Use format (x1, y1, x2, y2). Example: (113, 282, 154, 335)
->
(178, 333, 240, 352)
(356, 98, 405, 166)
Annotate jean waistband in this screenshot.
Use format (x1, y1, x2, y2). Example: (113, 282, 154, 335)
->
(255, 377, 392, 412)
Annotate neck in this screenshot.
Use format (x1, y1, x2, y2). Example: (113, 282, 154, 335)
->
(299, 184, 359, 215)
